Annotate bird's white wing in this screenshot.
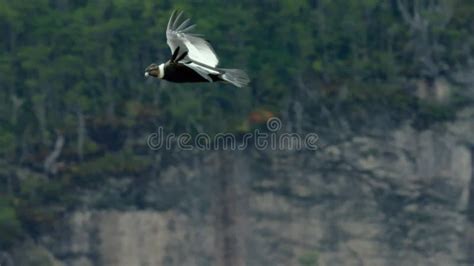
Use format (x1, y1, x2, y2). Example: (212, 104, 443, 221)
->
(166, 10, 219, 67)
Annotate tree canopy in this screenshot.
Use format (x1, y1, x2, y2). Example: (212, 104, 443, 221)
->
(0, 0, 473, 249)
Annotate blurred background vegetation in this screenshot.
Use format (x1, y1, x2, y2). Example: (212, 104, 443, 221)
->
(0, 0, 474, 252)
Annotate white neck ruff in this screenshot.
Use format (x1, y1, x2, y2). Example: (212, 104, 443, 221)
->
(158, 63, 165, 79)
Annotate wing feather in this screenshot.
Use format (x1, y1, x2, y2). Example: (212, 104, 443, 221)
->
(166, 10, 219, 67)
(176, 18, 192, 31)
(183, 61, 222, 82)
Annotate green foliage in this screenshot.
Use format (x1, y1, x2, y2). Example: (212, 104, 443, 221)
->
(0, 0, 473, 250)
(0, 125, 15, 157)
(413, 102, 456, 130)
(0, 0, 473, 144)
(5, 173, 76, 242)
(70, 151, 152, 186)
(298, 251, 319, 266)
(0, 197, 23, 248)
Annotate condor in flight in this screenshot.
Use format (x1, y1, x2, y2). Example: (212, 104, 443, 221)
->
(145, 10, 250, 88)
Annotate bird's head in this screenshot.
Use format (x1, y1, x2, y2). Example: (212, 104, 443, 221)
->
(144, 63, 161, 78)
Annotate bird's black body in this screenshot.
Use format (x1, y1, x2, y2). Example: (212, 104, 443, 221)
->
(163, 63, 221, 83)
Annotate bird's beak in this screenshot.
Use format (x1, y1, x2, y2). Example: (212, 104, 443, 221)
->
(144, 72, 149, 78)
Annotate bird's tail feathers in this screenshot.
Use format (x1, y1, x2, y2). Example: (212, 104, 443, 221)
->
(220, 69, 250, 88)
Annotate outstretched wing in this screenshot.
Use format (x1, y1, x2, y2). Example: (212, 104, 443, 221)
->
(166, 10, 219, 67)
(181, 59, 223, 82)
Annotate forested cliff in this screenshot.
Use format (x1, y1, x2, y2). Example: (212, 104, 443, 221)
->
(1, 1, 474, 265)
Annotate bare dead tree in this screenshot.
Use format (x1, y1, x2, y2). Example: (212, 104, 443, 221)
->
(397, 0, 453, 78)
(44, 132, 65, 175)
(77, 110, 85, 161)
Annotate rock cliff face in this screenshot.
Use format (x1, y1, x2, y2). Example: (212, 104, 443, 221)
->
(39, 108, 474, 266)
